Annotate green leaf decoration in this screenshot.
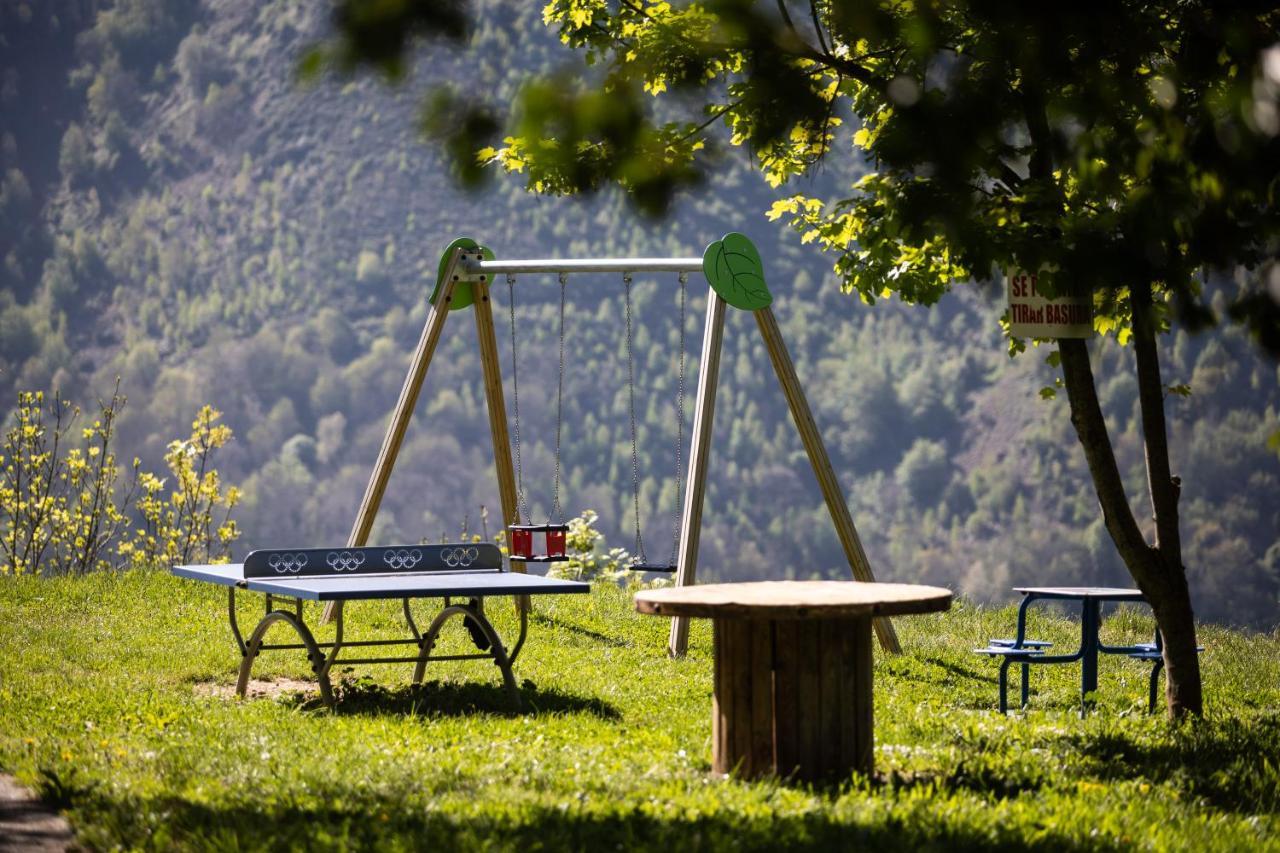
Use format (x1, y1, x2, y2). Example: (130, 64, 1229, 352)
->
(702, 232, 772, 311)
(429, 237, 495, 311)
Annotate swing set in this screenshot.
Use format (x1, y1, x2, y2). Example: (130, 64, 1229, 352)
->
(325, 233, 900, 656)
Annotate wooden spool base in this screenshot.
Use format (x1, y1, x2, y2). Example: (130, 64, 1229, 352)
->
(712, 616, 873, 781)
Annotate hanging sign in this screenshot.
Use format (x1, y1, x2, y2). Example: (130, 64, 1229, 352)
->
(1006, 268, 1093, 338)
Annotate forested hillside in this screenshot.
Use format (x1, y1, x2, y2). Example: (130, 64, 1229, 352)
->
(1, 0, 1277, 626)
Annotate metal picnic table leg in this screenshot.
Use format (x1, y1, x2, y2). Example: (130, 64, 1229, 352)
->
(993, 594, 1037, 715)
(1080, 598, 1100, 714)
(1015, 594, 1034, 710)
(1021, 660, 1032, 709)
(998, 658, 1011, 714)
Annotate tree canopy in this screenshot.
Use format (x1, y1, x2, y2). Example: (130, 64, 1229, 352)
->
(321, 0, 1280, 353)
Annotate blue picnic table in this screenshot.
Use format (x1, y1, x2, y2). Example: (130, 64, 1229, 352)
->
(975, 586, 1189, 714)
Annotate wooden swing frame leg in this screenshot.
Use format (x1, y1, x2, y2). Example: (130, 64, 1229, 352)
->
(473, 277, 528, 615)
(669, 294, 727, 656)
(754, 307, 899, 654)
(324, 250, 526, 625)
(667, 300, 899, 657)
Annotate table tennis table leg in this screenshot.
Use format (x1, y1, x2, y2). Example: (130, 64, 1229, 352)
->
(402, 597, 422, 641)
(508, 602, 529, 665)
(237, 609, 335, 708)
(413, 602, 521, 709)
(228, 588, 246, 656)
(318, 604, 344, 698)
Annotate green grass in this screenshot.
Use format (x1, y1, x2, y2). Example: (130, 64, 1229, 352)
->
(2, 571, 1278, 851)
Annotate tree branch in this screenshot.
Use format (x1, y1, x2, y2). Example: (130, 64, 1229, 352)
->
(679, 100, 743, 141)
(1131, 280, 1182, 567)
(808, 0, 831, 55)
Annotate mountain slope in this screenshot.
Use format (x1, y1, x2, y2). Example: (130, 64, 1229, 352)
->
(0, 0, 1277, 626)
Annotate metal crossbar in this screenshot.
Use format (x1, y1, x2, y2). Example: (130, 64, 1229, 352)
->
(463, 258, 703, 276)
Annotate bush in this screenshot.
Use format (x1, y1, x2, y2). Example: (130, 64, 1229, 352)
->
(0, 389, 240, 576)
(548, 509, 632, 582)
(124, 405, 241, 569)
(0, 389, 132, 575)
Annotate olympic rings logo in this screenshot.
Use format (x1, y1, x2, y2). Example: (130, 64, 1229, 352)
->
(267, 553, 307, 574)
(442, 546, 480, 568)
(383, 549, 422, 570)
(325, 550, 366, 572)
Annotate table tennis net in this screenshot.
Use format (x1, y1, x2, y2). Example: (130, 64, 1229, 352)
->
(243, 543, 503, 578)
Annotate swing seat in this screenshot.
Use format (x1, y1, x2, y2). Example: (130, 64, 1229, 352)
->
(630, 563, 677, 573)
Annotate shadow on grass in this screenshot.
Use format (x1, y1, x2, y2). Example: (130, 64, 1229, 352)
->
(915, 654, 1001, 686)
(530, 612, 630, 648)
(875, 765, 1046, 801)
(51, 791, 1119, 852)
(1067, 712, 1280, 814)
(293, 676, 622, 720)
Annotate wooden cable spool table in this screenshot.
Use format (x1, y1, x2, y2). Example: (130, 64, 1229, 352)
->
(635, 581, 951, 781)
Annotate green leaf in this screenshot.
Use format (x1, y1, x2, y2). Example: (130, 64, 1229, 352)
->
(1039, 386, 1057, 400)
(701, 232, 772, 311)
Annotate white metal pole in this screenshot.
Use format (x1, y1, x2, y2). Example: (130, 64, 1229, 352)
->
(464, 258, 703, 276)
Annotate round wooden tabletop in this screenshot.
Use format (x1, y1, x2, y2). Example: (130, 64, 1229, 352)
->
(634, 580, 952, 620)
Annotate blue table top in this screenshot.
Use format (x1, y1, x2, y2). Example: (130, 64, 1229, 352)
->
(1013, 586, 1145, 602)
(172, 564, 590, 601)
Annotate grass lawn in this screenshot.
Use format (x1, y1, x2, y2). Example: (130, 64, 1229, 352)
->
(2, 570, 1278, 851)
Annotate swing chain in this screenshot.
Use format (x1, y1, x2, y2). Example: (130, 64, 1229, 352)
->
(551, 272, 567, 523)
(507, 273, 530, 523)
(669, 271, 688, 567)
(622, 271, 647, 564)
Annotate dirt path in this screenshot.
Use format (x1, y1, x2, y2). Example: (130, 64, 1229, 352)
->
(0, 774, 73, 852)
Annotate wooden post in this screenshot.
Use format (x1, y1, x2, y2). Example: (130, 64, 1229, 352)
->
(472, 277, 528, 613)
(321, 253, 461, 624)
(668, 292, 727, 657)
(754, 307, 901, 654)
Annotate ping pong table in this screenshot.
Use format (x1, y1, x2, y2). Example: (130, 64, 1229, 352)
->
(173, 543, 589, 708)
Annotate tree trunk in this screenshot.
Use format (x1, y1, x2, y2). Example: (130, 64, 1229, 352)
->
(1057, 301, 1202, 717)
(1018, 78, 1202, 717)
(1129, 280, 1203, 716)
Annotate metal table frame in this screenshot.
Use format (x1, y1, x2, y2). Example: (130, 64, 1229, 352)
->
(996, 587, 1154, 714)
(228, 586, 529, 708)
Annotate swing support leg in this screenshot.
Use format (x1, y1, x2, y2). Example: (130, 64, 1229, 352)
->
(669, 293, 727, 657)
(668, 298, 900, 657)
(323, 253, 463, 625)
(754, 307, 900, 654)
(473, 277, 529, 615)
